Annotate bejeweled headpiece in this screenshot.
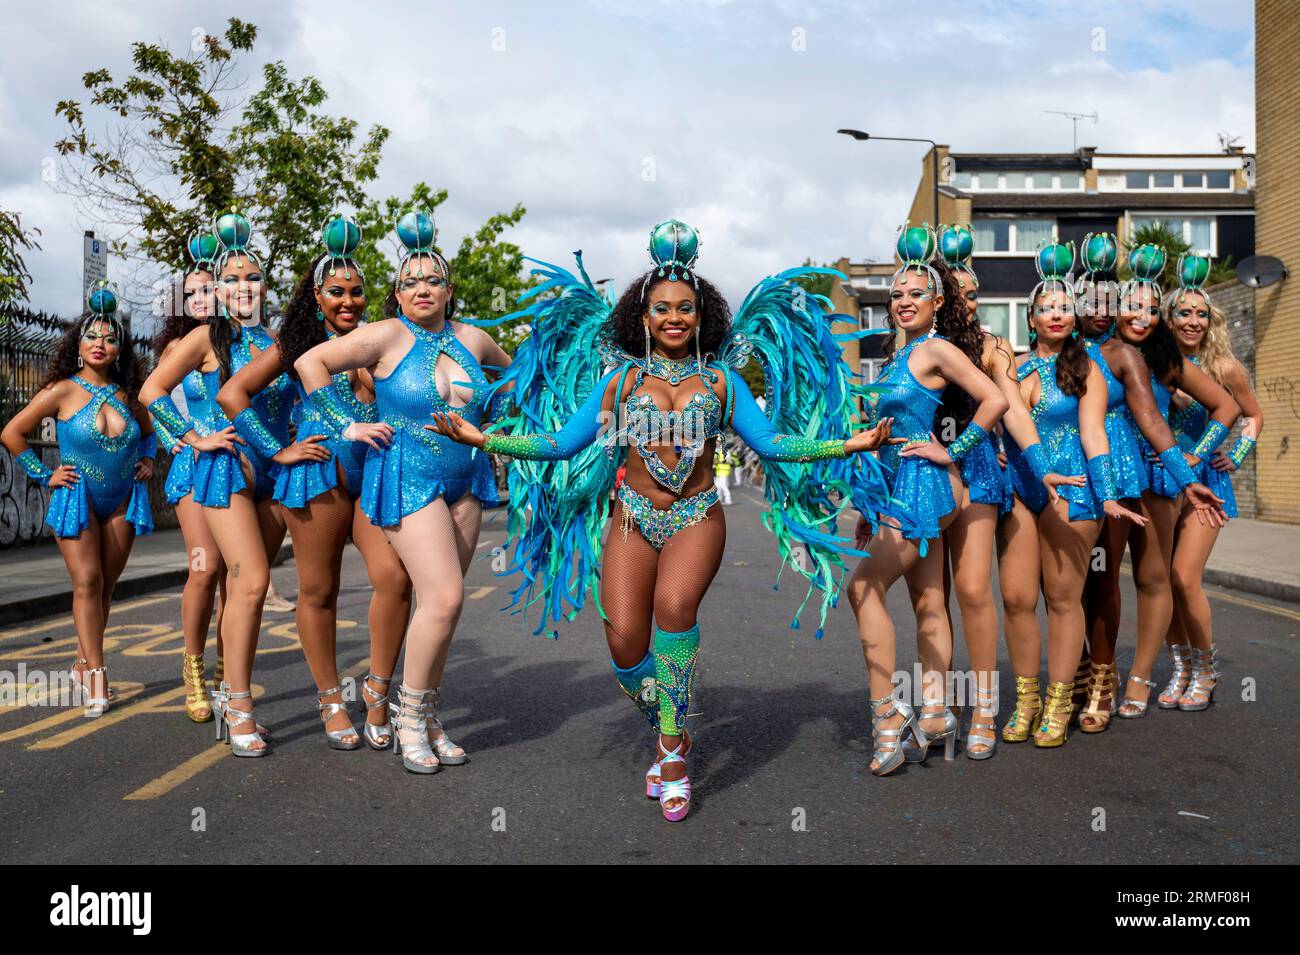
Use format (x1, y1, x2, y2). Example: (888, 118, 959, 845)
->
(937, 224, 977, 290)
(644, 219, 701, 292)
(188, 230, 221, 270)
(1074, 231, 1118, 317)
(83, 278, 125, 339)
(314, 213, 363, 286)
(1171, 252, 1212, 307)
(891, 221, 941, 291)
(394, 208, 449, 289)
(213, 209, 260, 269)
(1121, 242, 1166, 304)
(1028, 239, 1076, 311)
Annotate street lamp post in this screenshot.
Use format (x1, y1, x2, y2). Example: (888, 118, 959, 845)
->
(837, 129, 941, 226)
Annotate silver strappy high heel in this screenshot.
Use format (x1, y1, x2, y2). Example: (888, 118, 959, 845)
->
(1117, 674, 1157, 719)
(965, 685, 999, 760)
(390, 684, 439, 775)
(317, 684, 362, 750)
(80, 665, 110, 719)
(905, 703, 960, 763)
(359, 672, 393, 750)
(868, 694, 916, 777)
(214, 685, 267, 757)
(422, 687, 467, 765)
(1157, 644, 1192, 708)
(1178, 645, 1218, 712)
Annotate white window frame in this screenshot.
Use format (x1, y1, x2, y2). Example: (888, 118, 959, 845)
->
(860, 357, 883, 384)
(975, 298, 1030, 352)
(1116, 170, 1235, 192)
(972, 218, 1058, 257)
(1125, 212, 1219, 256)
(955, 172, 1083, 192)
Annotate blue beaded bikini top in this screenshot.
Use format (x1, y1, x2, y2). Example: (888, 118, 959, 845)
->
(621, 353, 725, 495)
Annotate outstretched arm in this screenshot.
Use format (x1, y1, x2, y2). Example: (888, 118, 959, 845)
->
(431, 368, 620, 460)
(728, 372, 855, 461)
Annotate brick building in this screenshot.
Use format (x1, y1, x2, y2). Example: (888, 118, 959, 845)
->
(1253, 0, 1299, 525)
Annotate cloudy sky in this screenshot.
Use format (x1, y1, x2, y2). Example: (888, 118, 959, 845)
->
(0, 0, 1255, 320)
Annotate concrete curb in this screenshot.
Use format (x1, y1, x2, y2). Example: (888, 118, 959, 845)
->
(1119, 554, 1299, 607)
(1201, 567, 1300, 606)
(0, 541, 294, 628)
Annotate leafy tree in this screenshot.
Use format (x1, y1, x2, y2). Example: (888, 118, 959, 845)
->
(0, 210, 41, 311)
(54, 19, 388, 306)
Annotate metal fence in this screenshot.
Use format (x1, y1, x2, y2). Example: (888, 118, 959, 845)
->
(0, 305, 152, 442)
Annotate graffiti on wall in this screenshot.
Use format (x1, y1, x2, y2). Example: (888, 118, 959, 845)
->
(0, 446, 54, 547)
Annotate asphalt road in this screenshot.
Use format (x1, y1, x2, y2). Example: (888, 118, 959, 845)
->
(1, 488, 1295, 864)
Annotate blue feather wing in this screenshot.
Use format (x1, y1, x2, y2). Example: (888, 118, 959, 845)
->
(483, 254, 621, 637)
(720, 267, 914, 636)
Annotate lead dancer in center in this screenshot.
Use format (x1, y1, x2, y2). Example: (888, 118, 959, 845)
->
(432, 219, 904, 821)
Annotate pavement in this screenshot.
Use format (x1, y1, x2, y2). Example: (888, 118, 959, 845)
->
(0, 488, 1295, 865)
(0, 527, 294, 627)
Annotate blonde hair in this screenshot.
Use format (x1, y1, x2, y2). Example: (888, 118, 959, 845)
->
(1164, 289, 1235, 385)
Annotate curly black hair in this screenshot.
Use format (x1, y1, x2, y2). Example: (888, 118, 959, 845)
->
(153, 268, 212, 356)
(609, 270, 731, 359)
(44, 315, 144, 411)
(1026, 285, 1091, 398)
(278, 255, 364, 380)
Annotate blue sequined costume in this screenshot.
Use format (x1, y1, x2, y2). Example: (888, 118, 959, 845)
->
(1005, 353, 1106, 520)
(1083, 334, 1149, 500)
(863, 336, 956, 542)
(360, 315, 500, 526)
(1170, 357, 1237, 518)
(1135, 373, 1184, 499)
(46, 377, 153, 538)
(191, 325, 294, 507)
(274, 374, 375, 508)
(959, 429, 1013, 515)
(162, 370, 206, 505)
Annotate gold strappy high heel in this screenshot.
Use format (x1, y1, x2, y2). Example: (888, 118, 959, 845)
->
(1001, 676, 1042, 743)
(1069, 656, 1091, 725)
(1033, 680, 1074, 748)
(1077, 660, 1117, 733)
(182, 651, 212, 723)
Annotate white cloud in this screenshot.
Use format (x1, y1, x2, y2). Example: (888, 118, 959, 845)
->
(1, 0, 1255, 318)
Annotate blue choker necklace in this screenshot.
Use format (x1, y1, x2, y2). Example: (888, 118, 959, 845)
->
(643, 352, 701, 385)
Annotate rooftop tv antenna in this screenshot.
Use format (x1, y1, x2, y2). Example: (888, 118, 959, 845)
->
(1043, 110, 1098, 151)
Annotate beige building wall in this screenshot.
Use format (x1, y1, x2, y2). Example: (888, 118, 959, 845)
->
(1254, 0, 1300, 524)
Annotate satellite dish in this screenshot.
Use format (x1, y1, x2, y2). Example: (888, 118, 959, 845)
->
(1236, 255, 1288, 288)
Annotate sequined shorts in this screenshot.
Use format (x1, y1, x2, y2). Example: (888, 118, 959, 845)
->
(616, 483, 719, 551)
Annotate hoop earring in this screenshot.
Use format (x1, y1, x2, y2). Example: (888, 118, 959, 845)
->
(77, 355, 83, 369)
(644, 324, 652, 359)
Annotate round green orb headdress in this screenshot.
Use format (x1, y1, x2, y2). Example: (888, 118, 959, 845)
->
(646, 219, 701, 286)
(394, 208, 449, 289)
(891, 221, 941, 291)
(314, 213, 363, 286)
(937, 224, 977, 289)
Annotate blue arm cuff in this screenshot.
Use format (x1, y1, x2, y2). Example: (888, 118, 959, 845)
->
(232, 408, 286, 459)
(1023, 442, 1050, 484)
(1159, 445, 1198, 490)
(147, 396, 193, 443)
(1087, 453, 1118, 503)
(15, 449, 52, 487)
